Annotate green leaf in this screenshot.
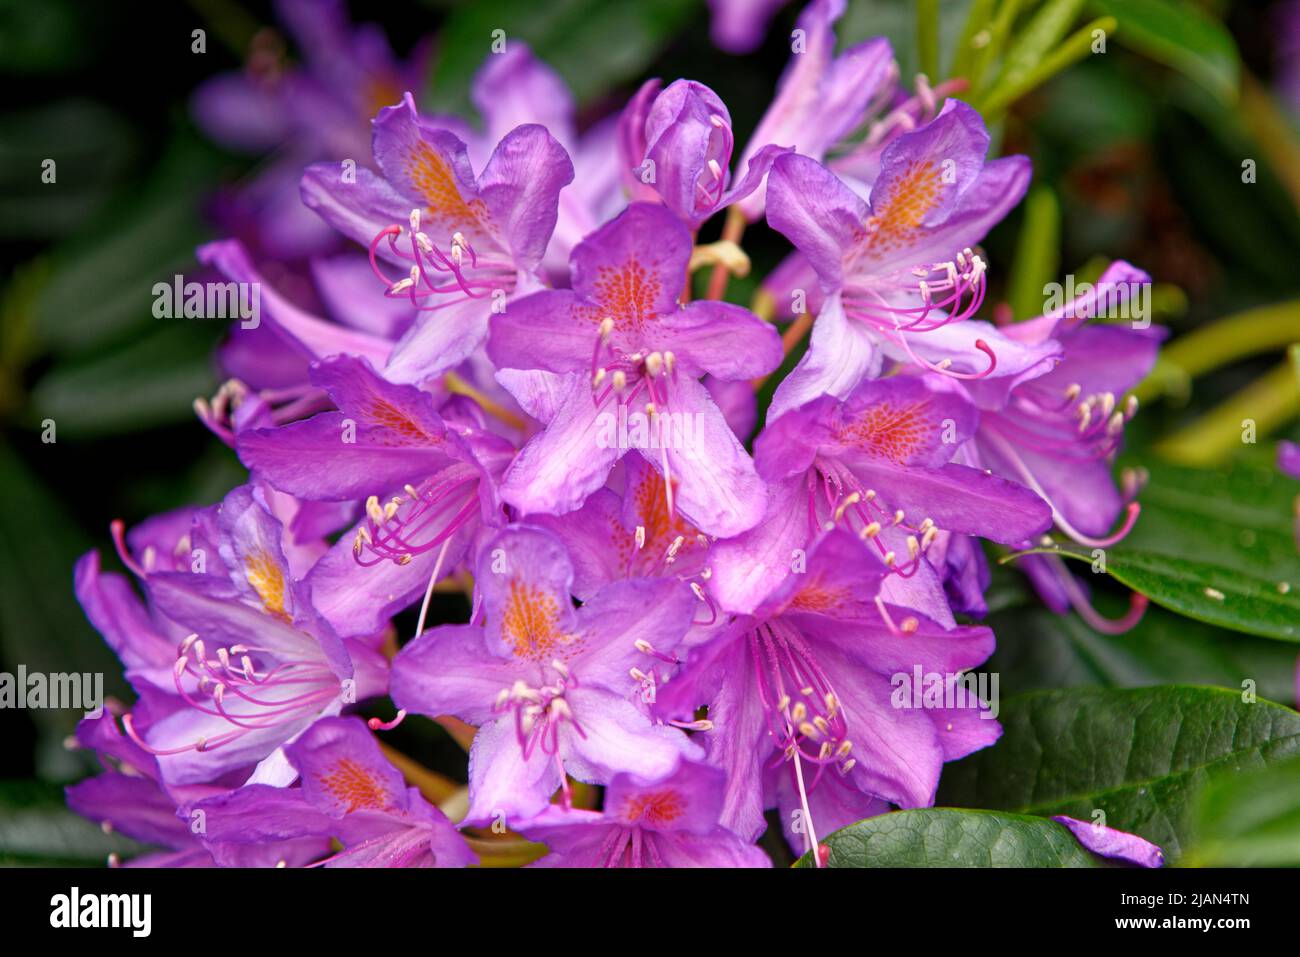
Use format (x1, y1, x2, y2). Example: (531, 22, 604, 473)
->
(917, 0, 941, 80)
(838, 0, 972, 85)
(0, 99, 137, 241)
(27, 321, 220, 437)
(987, 597, 1298, 706)
(1190, 755, 1300, 866)
(1008, 460, 1300, 641)
(0, 780, 141, 866)
(0, 441, 127, 779)
(0, 0, 94, 74)
(1088, 0, 1239, 104)
(937, 686, 1300, 860)
(996, 0, 1087, 93)
(29, 134, 221, 359)
(794, 808, 1113, 867)
(427, 0, 699, 113)
(1007, 186, 1060, 320)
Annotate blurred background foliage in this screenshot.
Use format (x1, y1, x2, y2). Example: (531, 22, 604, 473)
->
(1, 0, 1298, 865)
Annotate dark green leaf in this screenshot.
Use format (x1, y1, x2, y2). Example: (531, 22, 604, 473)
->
(0, 441, 127, 779)
(0, 780, 141, 866)
(794, 807, 1113, 867)
(0, 100, 137, 240)
(938, 686, 1300, 860)
(28, 321, 220, 437)
(427, 0, 700, 113)
(1088, 0, 1239, 103)
(1008, 461, 1300, 641)
(29, 135, 221, 358)
(1190, 755, 1300, 866)
(987, 597, 1298, 706)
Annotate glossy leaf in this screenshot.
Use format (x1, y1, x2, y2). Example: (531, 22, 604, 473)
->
(938, 686, 1300, 860)
(794, 808, 1113, 867)
(1089, 0, 1239, 104)
(1009, 461, 1300, 641)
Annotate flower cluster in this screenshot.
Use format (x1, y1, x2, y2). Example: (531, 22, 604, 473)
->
(68, 0, 1164, 868)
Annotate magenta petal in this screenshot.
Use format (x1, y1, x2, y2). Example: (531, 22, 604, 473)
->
(197, 239, 393, 365)
(765, 155, 867, 289)
(631, 376, 768, 537)
(383, 294, 494, 385)
(486, 288, 590, 374)
(500, 380, 624, 517)
(306, 522, 472, 638)
(651, 299, 782, 380)
(708, 0, 787, 54)
(464, 715, 564, 824)
(767, 292, 882, 422)
(707, 476, 810, 615)
(642, 79, 733, 228)
(286, 717, 408, 817)
(1280, 440, 1300, 480)
(478, 123, 575, 273)
(472, 43, 575, 150)
(237, 357, 454, 501)
(569, 203, 691, 317)
(390, 624, 522, 728)
(574, 577, 698, 689)
(846, 457, 1052, 543)
(299, 163, 414, 264)
(562, 686, 701, 786)
(1052, 816, 1165, 867)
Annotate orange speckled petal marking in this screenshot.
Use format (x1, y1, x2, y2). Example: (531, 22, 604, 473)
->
(317, 757, 396, 813)
(364, 396, 443, 446)
(575, 257, 665, 333)
(788, 582, 854, 612)
(502, 579, 579, 660)
(836, 399, 934, 464)
(407, 141, 489, 230)
(619, 788, 686, 826)
(860, 159, 942, 257)
(244, 549, 291, 621)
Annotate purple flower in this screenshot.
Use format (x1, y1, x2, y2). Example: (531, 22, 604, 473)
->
(1280, 440, 1300, 480)
(1052, 816, 1165, 868)
(969, 262, 1160, 545)
(237, 354, 515, 638)
(964, 262, 1163, 632)
(708, 0, 790, 54)
(389, 525, 703, 825)
(76, 484, 386, 787)
(531, 457, 718, 612)
(764, 100, 1045, 420)
(191, 717, 476, 867)
(66, 713, 328, 867)
(199, 239, 398, 394)
(300, 92, 574, 384)
(487, 202, 781, 536)
(521, 758, 770, 867)
(656, 529, 1000, 842)
(734, 0, 896, 221)
(190, 0, 432, 258)
(709, 375, 1052, 614)
(620, 79, 791, 231)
